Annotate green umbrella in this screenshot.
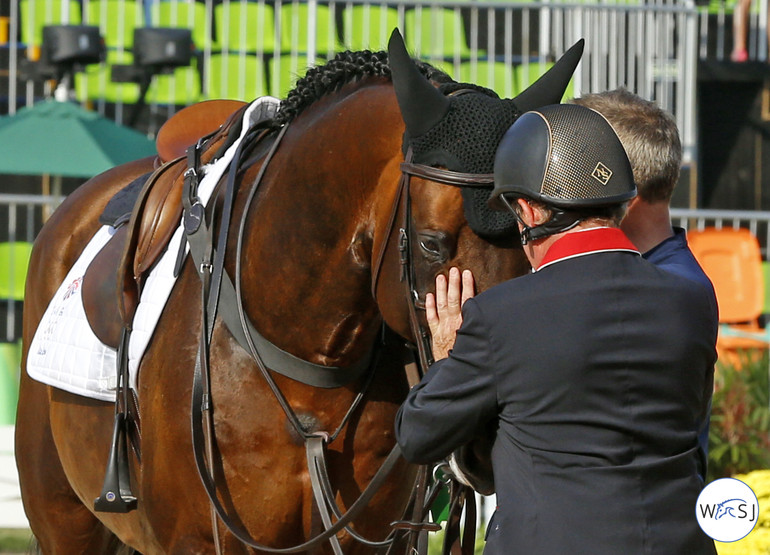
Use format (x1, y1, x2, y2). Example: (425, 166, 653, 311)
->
(0, 99, 156, 178)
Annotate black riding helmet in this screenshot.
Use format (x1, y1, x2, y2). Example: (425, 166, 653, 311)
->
(489, 103, 636, 243)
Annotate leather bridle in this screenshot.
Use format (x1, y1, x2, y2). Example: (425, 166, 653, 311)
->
(371, 147, 494, 373)
(184, 114, 493, 554)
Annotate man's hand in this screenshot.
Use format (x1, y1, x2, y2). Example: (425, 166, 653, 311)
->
(425, 267, 475, 361)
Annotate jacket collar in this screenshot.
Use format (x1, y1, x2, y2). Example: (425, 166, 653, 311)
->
(537, 227, 639, 271)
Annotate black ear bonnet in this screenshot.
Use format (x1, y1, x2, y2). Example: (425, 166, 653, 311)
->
(405, 85, 522, 239)
(387, 29, 585, 241)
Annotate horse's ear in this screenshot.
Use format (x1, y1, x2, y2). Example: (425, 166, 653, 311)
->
(511, 39, 585, 112)
(388, 28, 450, 137)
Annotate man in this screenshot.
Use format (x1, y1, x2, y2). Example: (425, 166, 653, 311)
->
(572, 89, 717, 478)
(395, 104, 716, 554)
(571, 89, 714, 290)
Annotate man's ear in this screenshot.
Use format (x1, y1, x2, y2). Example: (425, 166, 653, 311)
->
(517, 198, 546, 226)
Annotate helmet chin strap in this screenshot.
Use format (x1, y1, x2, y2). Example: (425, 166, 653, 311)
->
(502, 197, 584, 246)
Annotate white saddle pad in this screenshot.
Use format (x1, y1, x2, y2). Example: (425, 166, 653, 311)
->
(27, 226, 119, 401)
(26, 97, 280, 402)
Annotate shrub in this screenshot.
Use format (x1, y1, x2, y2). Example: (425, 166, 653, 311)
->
(708, 351, 770, 481)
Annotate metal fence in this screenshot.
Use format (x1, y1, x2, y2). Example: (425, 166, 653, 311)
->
(2, 194, 770, 274)
(3, 201, 767, 336)
(0, 0, 766, 343)
(0, 194, 61, 343)
(699, 0, 769, 61)
(7, 0, 700, 158)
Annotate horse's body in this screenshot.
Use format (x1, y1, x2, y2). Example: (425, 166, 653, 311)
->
(16, 34, 580, 553)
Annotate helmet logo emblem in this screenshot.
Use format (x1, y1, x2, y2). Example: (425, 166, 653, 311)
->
(591, 162, 613, 185)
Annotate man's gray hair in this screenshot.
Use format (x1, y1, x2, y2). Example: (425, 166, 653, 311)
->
(571, 88, 681, 203)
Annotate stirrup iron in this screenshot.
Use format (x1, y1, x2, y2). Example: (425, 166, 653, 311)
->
(94, 412, 137, 512)
(95, 328, 137, 513)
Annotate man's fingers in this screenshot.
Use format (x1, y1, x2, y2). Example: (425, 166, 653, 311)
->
(461, 269, 476, 306)
(435, 273, 447, 311)
(427, 267, 474, 361)
(425, 292, 438, 330)
(432, 267, 474, 314)
(447, 267, 461, 308)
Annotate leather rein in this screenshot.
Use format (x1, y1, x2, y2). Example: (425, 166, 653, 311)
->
(183, 114, 493, 554)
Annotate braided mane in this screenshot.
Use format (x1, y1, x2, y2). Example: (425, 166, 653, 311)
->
(273, 49, 454, 127)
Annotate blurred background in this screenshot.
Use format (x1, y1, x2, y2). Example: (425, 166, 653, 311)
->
(1, 0, 770, 552)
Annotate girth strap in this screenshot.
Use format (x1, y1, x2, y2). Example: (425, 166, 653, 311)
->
(443, 481, 477, 555)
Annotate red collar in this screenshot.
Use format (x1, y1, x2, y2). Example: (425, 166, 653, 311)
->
(537, 227, 639, 271)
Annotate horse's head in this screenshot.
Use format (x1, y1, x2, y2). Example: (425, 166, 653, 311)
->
(366, 30, 583, 496)
(233, 32, 580, 376)
(375, 30, 584, 342)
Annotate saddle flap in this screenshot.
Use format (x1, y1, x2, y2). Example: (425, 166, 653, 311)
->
(82, 225, 136, 349)
(133, 159, 187, 277)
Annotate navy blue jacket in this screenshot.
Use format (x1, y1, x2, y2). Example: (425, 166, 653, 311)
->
(395, 230, 717, 554)
(644, 227, 717, 306)
(644, 226, 718, 478)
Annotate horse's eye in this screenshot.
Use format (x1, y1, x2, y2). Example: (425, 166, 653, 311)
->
(420, 238, 440, 255)
(418, 232, 451, 262)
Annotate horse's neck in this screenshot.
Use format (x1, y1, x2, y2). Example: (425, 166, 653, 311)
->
(236, 183, 385, 368)
(234, 94, 403, 368)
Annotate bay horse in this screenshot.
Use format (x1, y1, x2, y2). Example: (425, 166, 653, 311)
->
(16, 31, 582, 554)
